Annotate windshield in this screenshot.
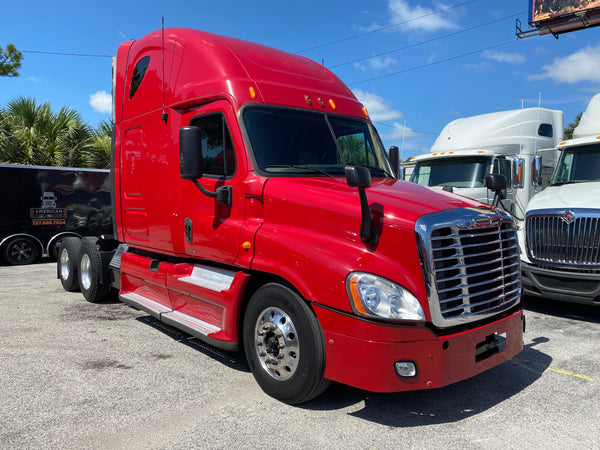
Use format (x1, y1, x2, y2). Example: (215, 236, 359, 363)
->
(242, 106, 393, 178)
(552, 144, 600, 185)
(409, 156, 491, 188)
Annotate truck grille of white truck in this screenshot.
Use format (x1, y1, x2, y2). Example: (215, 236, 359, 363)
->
(416, 208, 521, 328)
(526, 209, 600, 271)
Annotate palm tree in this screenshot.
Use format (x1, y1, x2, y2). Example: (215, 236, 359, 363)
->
(88, 119, 113, 169)
(0, 97, 96, 167)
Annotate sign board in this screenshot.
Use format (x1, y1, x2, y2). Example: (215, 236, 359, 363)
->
(530, 0, 600, 24)
(521, 1, 600, 37)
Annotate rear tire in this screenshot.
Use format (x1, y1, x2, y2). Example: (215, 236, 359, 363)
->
(78, 238, 109, 303)
(58, 237, 81, 292)
(3, 237, 39, 266)
(243, 283, 330, 404)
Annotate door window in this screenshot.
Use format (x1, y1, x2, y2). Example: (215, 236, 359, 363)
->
(190, 113, 236, 178)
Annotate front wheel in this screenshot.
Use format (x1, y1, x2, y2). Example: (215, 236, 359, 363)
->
(3, 237, 39, 265)
(243, 283, 330, 404)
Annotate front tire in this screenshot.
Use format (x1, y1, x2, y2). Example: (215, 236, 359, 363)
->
(78, 238, 109, 303)
(3, 237, 39, 265)
(58, 237, 81, 292)
(243, 283, 330, 404)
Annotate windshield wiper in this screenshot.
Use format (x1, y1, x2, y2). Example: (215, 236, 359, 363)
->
(263, 165, 335, 177)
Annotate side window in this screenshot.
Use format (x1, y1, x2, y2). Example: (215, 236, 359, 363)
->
(130, 56, 150, 99)
(538, 123, 553, 138)
(191, 113, 236, 177)
(493, 158, 512, 186)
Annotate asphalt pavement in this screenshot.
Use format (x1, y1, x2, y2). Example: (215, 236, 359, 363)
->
(1, 262, 598, 449)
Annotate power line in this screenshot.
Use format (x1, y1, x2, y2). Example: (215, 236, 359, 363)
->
(349, 38, 519, 86)
(295, 0, 481, 54)
(21, 49, 112, 58)
(330, 11, 526, 69)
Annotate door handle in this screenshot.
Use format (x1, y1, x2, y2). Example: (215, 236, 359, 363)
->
(185, 218, 193, 244)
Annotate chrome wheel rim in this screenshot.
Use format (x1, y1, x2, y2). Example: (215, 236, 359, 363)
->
(254, 307, 299, 381)
(59, 248, 70, 281)
(80, 253, 92, 291)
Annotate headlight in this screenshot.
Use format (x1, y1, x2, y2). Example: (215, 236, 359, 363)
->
(346, 272, 425, 321)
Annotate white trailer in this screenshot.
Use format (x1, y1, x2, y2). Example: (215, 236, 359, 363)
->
(409, 108, 564, 223)
(521, 94, 600, 306)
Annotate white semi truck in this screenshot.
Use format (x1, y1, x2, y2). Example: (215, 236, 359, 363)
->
(409, 108, 564, 223)
(521, 94, 600, 306)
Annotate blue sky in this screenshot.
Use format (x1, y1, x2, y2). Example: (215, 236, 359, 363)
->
(2, 0, 600, 159)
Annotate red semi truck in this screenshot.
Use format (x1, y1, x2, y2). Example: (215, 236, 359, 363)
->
(59, 28, 524, 404)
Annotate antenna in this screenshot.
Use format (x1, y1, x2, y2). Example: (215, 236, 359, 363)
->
(401, 118, 406, 163)
(161, 17, 168, 123)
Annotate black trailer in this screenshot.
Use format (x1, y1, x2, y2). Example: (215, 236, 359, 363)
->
(0, 164, 112, 265)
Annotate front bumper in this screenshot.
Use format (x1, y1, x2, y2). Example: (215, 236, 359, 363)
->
(521, 261, 600, 306)
(314, 305, 524, 393)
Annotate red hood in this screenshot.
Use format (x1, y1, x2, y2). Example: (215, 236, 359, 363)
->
(262, 176, 480, 231)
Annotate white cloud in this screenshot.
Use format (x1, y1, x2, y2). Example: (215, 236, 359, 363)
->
(530, 45, 600, 83)
(388, 0, 459, 32)
(369, 56, 397, 70)
(89, 91, 112, 113)
(383, 122, 418, 141)
(483, 50, 526, 64)
(352, 89, 403, 122)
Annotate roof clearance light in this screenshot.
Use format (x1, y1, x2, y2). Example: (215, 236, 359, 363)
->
(362, 106, 369, 118)
(329, 99, 336, 110)
(478, 150, 485, 154)
(305, 95, 313, 106)
(559, 141, 566, 146)
(597, 136, 600, 140)
(249, 86, 257, 99)
(318, 97, 325, 108)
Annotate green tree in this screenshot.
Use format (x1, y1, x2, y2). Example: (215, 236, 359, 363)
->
(0, 44, 23, 77)
(338, 134, 367, 164)
(88, 119, 113, 169)
(0, 97, 95, 167)
(564, 112, 582, 140)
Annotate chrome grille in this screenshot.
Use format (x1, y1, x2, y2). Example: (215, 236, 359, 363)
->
(416, 208, 521, 328)
(526, 209, 600, 270)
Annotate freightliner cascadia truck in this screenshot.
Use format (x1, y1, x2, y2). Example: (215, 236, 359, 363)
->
(521, 93, 600, 306)
(0, 164, 112, 265)
(58, 28, 524, 404)
(409, 108, 563, 224)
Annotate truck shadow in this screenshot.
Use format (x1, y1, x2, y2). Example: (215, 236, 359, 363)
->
(301, 337, 551, 426)
(135, 311, 551, 425)
(136, 315, 250, 373)
(524, 295, 600, 324)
